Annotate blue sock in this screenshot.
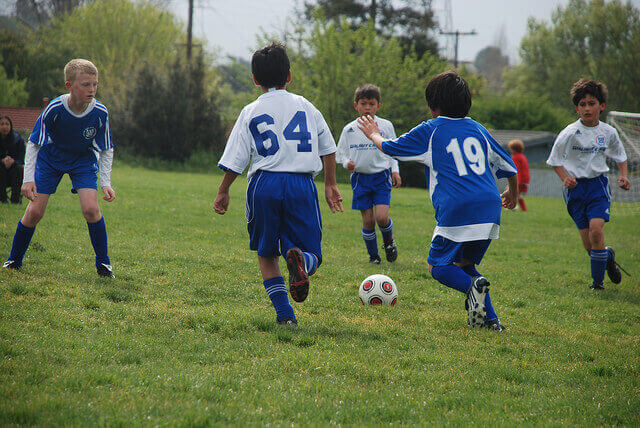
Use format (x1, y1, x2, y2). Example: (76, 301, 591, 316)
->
(87, 217, 110, 268)
(590, 249, 608, 286)
(8, 221, 36, 266)
(362, 228, 378, 257)
(379, 218, 393, 244)
(264, 276, 295, 322)
(302, 251, 318, 276)
(461, 264, 498, 322)
(431, 264, 472, 294)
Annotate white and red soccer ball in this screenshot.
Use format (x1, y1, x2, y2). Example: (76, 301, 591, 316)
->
(359, 274, 398, 306)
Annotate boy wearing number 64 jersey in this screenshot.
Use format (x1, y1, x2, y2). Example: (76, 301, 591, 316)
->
(358, 71, 518, 331)
(214, 43, 343, 326)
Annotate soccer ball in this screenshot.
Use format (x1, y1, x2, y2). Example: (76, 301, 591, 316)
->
(359, 274, 398, 306)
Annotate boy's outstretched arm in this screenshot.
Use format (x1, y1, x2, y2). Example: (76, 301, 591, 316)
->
(501, 175, 519, 209)
(213, 171, 239, 215)
(321, 153, 343, 213)
(616, 161, 630, 190)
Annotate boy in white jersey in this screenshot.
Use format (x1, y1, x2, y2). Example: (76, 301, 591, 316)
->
(3, 59, 116, 277)
(358, 71, 518, 331)
(546, 79, 629, 290)
(214, 43, 343, 326)
(336, 84, 401, 264)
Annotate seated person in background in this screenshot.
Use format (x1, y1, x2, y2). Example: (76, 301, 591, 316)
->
(0, 115, 25, 204)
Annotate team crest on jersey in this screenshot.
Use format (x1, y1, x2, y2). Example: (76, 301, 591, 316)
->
(83, 127, 97, 139)
(596, 135, 606, 146)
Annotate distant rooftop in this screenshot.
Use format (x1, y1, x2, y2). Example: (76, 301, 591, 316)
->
(489, 129, 556, 148)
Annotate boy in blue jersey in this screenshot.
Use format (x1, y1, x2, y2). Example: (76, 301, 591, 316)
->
(546, 79, 629, 290)
(358, 71, 518, 331)
(213, 43, 343, 326)
(336, 84, 401, 264)
(3, 59, 116, 278)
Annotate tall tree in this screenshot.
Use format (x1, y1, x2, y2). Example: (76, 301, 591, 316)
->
(474, 46, 508, 93)
(14, 0, 90, 28)
(303, 0, 439, 57)
(503, 0, 640, 112)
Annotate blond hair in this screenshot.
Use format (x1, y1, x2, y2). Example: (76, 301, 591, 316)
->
(507, 139, 524, 154)
(64, 59, 98, 82)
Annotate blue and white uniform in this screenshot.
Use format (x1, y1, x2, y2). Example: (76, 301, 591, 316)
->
(218, 89, 336, 259)
(26, 94, 114, 194)
(337, 116, 399, 209)
(546, 119, 627, 229)
(380, 116, 516, 266)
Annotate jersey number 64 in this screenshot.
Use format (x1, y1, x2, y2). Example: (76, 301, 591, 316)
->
(249, 111, 312, 156)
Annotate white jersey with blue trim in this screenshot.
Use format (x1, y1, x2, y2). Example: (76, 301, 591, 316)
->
(29, 94, 113, 169)
(380, 116, 517, 242)
(218, 89, 336, 179)
(336, 116, 399, 174)
(546, 119, 627, 179)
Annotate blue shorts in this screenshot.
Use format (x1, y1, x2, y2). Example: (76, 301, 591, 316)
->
(246, 170, 323, 261)
(428, 235, 491, 267)
(563, 175, 611, 230)
(350, 170, 392, 210)
(35, 154, 98, 194)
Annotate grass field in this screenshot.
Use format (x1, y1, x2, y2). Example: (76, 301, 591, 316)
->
(1, 165, 639, 425)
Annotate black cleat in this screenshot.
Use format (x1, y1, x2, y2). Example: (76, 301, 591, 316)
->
(384, 239, 398, 262)
(276, 317, 298, 326)
(369, 254, 381, 264)
(2, 260, 20, 270)
(484, 318, 506, 332)
(286, 248, 309, 302)
(97, 263, 115, 278)
(467, 276, 489, 327)
(590, 282, 605, 290)
(605, 246, 622, 284)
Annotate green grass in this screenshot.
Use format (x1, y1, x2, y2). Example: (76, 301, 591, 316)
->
(1, 165, 639, 425)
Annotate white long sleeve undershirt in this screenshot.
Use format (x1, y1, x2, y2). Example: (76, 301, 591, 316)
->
(98, 148, 114, 188)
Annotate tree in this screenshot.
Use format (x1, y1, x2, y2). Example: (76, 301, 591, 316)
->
(0, 58, 28, 106)
(474, 46, 508, 93)
(303, 0, 439, 57)
(503, 0, 640, 112)
(14, 0, 91, 28)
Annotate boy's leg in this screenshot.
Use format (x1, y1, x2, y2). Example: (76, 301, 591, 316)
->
(360, 209, 380, 262)
(518, 197, 527, 211)
(588, 218, 607, 289)
(460, 262, 500, 327)
(259, 255, 296, 324)
(78, 189, 112, 276)
(375, 205, 396, 262)
(5, 194, 50, 268)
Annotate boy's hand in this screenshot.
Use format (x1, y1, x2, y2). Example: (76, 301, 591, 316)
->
(562, 176, 577, 189)
(21, 182, 37, 201)
(325, 185, 343, 213)
(392, 172, 401, 188)
(214, 191, 230, 214)
(357, 115, 381, 140)
(501, 185, 518, 210)
(346, 161, 355, 172)
(617, 175, 630, 190)
(102, 186, 116, 202)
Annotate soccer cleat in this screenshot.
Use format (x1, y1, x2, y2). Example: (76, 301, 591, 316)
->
(369, 254, 381, 264)
(467, 276, 489, 327)
(384, 239, 398, 262)
(2, 260, 20, 270)
(590, 282, 605, 290)
(605, 246, 622, 284)
(286, 247, 309, 303)
(484, 318, 506, 332)
(276, 317, 298, 326)
(97, 263, 115, 278)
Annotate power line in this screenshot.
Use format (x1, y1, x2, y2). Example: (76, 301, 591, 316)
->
(439, 29, 477, 68)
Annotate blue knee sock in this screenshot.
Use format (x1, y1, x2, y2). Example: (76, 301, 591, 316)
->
(431, 264, 472, 294)
(264, 276, 295, 322)
(379, 218, 393, 244)
(87, 217, 110, 267)
(302, 251, 318, 276)
(590, 249, 608, 286)
(362, 228, 378, 257)
(461, 264, 498, 321)
(8, 221, 36, 266)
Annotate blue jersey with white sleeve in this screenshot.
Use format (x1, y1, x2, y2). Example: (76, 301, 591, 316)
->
(381, 116, 516, 242)
(29, 94, 113, 171)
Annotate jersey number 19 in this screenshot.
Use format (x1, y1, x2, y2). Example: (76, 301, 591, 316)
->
(446, 137, 486, 176)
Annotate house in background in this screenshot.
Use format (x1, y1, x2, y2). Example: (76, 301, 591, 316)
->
(489, 129, 557, 166)
(0, 99, 48, 136)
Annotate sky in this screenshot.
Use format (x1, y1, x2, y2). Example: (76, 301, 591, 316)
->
(168, 0, 640, 64)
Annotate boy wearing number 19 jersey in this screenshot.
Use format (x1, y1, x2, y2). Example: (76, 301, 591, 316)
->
(358, 71, 518, 331)
(214, 43, 343, 326)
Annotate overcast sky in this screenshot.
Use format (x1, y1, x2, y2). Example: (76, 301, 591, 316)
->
(167, 0, 640, 64)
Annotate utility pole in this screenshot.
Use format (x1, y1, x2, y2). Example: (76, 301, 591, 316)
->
(370, 0, 377, 26)
(187, 0, 194, 61)
(440, 29, 477, 68)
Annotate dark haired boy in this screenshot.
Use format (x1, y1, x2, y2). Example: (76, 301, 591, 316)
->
(213, 43, 343, 326)
(358, 71, 518, 331)
(336, 84, 401, 264)
(546, 78, 629, 290)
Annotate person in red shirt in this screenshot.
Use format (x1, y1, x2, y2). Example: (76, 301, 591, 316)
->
(508, 139, 530, 211)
